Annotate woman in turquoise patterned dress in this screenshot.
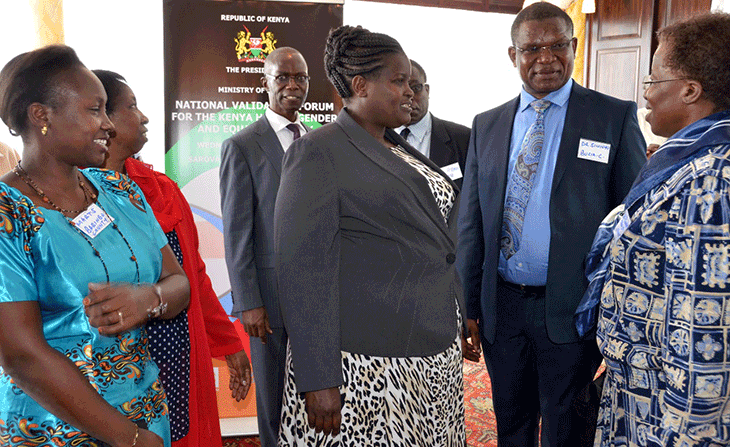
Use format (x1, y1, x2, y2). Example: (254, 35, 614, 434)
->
(0, 46, 190, 447)
(575, 13, 730, 447)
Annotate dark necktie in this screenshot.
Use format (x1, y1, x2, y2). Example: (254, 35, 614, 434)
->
(501, 99, 551, 259)
(400, 127, 411, 140)
(286, 123, 301, 141)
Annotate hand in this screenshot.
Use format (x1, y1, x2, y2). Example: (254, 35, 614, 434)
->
(304, 388, 342, 436)
(225, 349, 252, 401)
(111, 427, 162, 447)
(462, 319, 482, 362)
(239, 307, 273, 344)
(134, 428, 164, 447)
(84, 283, 157, 336)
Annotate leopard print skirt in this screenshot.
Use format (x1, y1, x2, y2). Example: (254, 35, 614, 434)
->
(277, 335, 465, 446)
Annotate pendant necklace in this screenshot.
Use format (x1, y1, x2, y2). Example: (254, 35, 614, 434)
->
(13, 162, 140, 283)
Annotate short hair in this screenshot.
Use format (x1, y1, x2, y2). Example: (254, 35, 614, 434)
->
(324, 25, 404, 98)
(92, 69, 128, 115)
(511, 2, 574, 44)
(410, 59, 427, 82)
(658, 12, 730, 111)
(0, 45, 84, 136)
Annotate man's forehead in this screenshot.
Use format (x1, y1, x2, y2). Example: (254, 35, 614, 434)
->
(264, 53, 307, 73)
(515, 18, 571, 42)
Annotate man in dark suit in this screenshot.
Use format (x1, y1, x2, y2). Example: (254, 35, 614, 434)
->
(219, 47, 309, 447)
(395, 60, 470, 187)
(457, 3, 646, 446)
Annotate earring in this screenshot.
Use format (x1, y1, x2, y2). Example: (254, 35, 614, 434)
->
(41, 125, 48, 136)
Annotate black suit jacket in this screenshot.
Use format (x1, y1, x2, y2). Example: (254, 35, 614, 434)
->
(457, 83, 646, 344)
(275, 109, 465, 393)
(429, 115, 470, 188)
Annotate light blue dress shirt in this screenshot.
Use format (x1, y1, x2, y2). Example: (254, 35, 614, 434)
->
(498, 79, 573, 286)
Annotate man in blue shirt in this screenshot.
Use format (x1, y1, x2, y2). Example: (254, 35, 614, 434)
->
(457, 3, 646, 446)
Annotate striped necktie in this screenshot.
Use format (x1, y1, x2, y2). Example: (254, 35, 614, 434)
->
(501, 99, 551, 259)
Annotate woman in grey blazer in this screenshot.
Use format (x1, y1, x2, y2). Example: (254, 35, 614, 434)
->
(274, 25, 466, 446)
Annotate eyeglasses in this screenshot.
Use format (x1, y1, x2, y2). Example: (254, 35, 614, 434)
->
(513, 39, 574, 56)
(642, 75, 687, 90)
(409, 82, 428, 94)
(264, 73, 310, 85)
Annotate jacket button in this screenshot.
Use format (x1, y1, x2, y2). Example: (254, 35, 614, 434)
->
(446, 253, 456, 264)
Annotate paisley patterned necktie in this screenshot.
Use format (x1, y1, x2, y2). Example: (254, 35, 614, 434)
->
(501, 99, 551, 259)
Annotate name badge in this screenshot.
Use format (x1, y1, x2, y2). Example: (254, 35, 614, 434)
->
(612, 212, 631, 240)
(441, 162, 463, 180)
(577, 138, 611, 164)
(72, 203, 113, 238)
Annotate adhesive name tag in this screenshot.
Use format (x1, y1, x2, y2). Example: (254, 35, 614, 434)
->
(577, 139, 611, 164)
(613, 212, 631, 240)
(441, 162, 463, 180)
(72, 203, 113, 238)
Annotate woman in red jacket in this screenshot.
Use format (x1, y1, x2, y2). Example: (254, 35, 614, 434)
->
(93, 69, 252, 447)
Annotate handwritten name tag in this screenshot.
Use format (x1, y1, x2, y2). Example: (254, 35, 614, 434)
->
(72, 203, 113, 238)
(441, 162, 463, 180)
(577, 138, 610, 164)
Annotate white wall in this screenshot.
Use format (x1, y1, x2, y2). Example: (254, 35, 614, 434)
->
(0, 3, 35, 153)
(0, 0, 521, 170)
(344, 1, 521, 128)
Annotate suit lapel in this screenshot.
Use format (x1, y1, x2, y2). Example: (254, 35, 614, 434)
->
(493, 98, 520, 214)
(551, 83, 588, 194)
(429, 117, 456, 168)
(255, 115, 285, 177)
(336, 110, 451, 237)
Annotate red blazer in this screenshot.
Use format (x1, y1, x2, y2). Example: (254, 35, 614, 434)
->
(125, 158, 243, 447)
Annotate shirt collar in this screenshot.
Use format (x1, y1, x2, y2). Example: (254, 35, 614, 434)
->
(405, 112, 431, 141)
(265, 107, 303, 132)
(519, 78, 573, 112)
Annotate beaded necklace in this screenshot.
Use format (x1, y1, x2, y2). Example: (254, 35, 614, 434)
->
(13, 163, 140, 283)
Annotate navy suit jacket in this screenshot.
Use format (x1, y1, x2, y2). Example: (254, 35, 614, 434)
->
(457, 83, 646, 344)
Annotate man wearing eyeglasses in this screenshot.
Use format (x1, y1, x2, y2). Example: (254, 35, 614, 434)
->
(395, 60, 470, 188)
(457, 2, 646, 446)
(219, 46, 309, 447)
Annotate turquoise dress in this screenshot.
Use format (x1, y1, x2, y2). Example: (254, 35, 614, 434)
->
(0, 168, 171, 446)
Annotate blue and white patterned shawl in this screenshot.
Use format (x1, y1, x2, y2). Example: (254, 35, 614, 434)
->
(575, 110, 730, 336)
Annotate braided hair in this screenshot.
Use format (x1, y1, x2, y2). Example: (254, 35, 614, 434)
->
(324, 25, 404, 99)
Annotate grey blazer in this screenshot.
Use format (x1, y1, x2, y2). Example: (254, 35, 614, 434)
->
(275, 109, 465, 393)
(220, 115, 285, 327)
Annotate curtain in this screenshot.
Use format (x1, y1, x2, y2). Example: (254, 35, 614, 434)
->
(29, 0, 64, 47)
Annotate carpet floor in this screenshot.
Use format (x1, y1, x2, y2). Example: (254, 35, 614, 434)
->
(222, 359, 498, 446)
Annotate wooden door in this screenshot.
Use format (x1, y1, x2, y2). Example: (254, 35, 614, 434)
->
(586, 0, 655, 106)
(585, 0, 713, 108)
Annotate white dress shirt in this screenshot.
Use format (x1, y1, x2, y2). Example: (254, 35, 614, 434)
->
(395, 112, 432, 158)
(265, 108, 306, 152)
